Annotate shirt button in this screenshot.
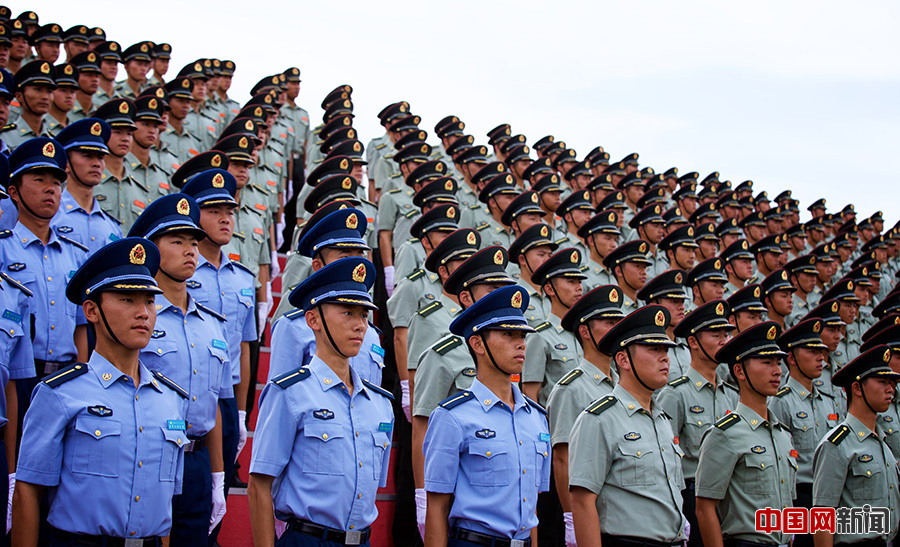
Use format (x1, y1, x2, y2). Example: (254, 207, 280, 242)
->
(194, 370, 198, 374)
(139, 427, 143, 432)
(50, 300, 54, 305)
(191, 343, 194, 348)
(138, 461, 142, 467)
(349, 525, 355, 530)
(91, 237, 95, 241)
(358, 494, 362, 499)
(761, 463, 766, 468)
(157, 349, 163, 354)
(637, 451, 642, 457)
(519, 441, 523, 445)
(135, 496, 140, 502)
(50, 326, 54, 330)
(486, 451, 492, 457)
(523, 469, 526, 474)
(193, 396, 197, 401)
(135, 395, 139, 401)
(130, 532, 136, 536)
(47, 277, 51, 282)
(94, 430, 101, 437)
(322, 433, 328, 440)
(49, 350, 53, 355)
(782, 479, 785, 483)
(868, 471, 872, 476)
(43, 255, 47, 259)
(359, 462, 363, 467)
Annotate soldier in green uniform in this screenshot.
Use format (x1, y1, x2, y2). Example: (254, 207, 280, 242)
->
(499, 190, 547, 249)
(5, 60, 55, 150)
(659, 224, 700, 297)
(176, 60, 219, 151)
(46, 62, 77, 134)
(695, 321, 798, 547)
(747, 235, 784, 285)
(395, 199, 459, 283)
(214, 60, 240, 126)
(547, 285, 625, 545)
(821, 279, 862, 369)
(160, 77, 204, 164)
(860, 323, 900, 460)
(785, 255, 821, 327)
(628, 205, 667, 277)
(554, 189, 595, 252)
(475, 172, 519, 248)
(148, 42, 171, 86)
(659, 299, 739, 547)
(812, 345, 900, 547)
(112, 42, 151, 99)
(68, 50, 100, 122)
(569, 305, 687, 547)
(637, 270, 692, 380)
(522, 247, 586, 405)
(509, 222, 557, 326)
(577, 210, 620, 289)
(722, 239, 755, 299)
(605, 239, 653, 311)
(279, 67, 311, 169)
(90, 40, 120, 110)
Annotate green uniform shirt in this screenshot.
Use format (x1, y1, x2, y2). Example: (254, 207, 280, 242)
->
(112, 79, 142, 100)
(770, 375, 842, 484)
(695, 403, 798, 545)
(813, 414, 900, 544)
(568, 384, 687, 542)
(125, 153, 173, 203)
(657, 367, 739, 479)
(407, 294, 463, 370)
(478, 216, 514, 248)
(220, 96, 241, 126)
(280, 102, 311, 154)
(394, 239, 426, 282)
(159, 125, 204, 164)
(92, 86, 116, 110)
(183, 110, 219, 151)
(582, 260, 616, 290)
(459, 201, 490, 231)
(387, 268, 441, 329)
(377, 187, 420, 253)
(523, 314, 584, 406)
(95, 170, 151, 232)
(412, 334, 477, 418)
(667, 340, 692, 382)
(3, 117, 54, 150)
(547, 359, 616, 446)
(877, 395, 900, 460)
(68, 101, 90, 123)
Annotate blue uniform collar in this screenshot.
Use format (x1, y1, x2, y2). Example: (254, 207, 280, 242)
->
(308, 355, 371, 400)
(469, 378, 529, 414)
(197, 251, 236, 272)
(14, 222, 61, 249)
(89, 351, 162, 393)
(59, 189, 103, 216)
(154, 292, 203, 319)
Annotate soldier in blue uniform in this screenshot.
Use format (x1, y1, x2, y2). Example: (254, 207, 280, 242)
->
(180, 167, 257, 542)
(1, 138, 89, 423)
(127, 193, 229, 545)
(50, 118, 123, 254)
(12, 237, 188, 546)
(423, 285, 550, 546)
(248, 257, 394, 546)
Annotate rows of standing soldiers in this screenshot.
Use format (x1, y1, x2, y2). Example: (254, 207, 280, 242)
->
(0, 6, 897, 547)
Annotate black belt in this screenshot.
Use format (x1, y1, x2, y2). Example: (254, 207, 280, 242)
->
(602, 534, 682, 547)
(183, 435, 206, 453)
(51, 527, 159, 546)
(35, 359, 74, 376)
(796, 482, 813, 495)
(723, 538, 786, 547)
(684, 478, 696, 491)
(836, 540, 888, 547)
(452, 528, 531, 547)
(286, 518, 370, 545)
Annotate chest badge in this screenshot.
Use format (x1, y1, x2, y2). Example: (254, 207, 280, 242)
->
(186, 280, 201, 289)
(87, 405, 113, 417)
(461, 368, 476, 377)
(554, 343, 568, 351)
(475, 429, 496, 439)
(885, 416, 894, 422)
(624, 432, 641, 441)
(858, 454, 874, 462)
(7, 263, 25, 272)
(151, 330, 165, 339)
(57, 226, 73, 233)
(796, 411, 809, 419)
(313, 409, 334, 420)
(750, 445, 766, 454)
(689, 406, 704, 414)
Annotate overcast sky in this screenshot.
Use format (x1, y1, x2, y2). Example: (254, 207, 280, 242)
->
(41, 0, 900, 226)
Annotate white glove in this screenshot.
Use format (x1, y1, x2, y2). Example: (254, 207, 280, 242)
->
(564, 511, 576, 547)
(384, 266, 395, 297)
(236, 410, 248, 460)
(275, 221, 285, 250)
(683, 517, 691, 542)
(7, 473, 13, 533)
(266, 281, 274, 313)
(415, 488, 427, 541)
(270, 251, 281, 279)
(257, 302, 269, 338)
(209, 471, 227, 532)
(400, 379, 411, 422)
(275, 517, 288, 539)
(285, 183, 293, 203)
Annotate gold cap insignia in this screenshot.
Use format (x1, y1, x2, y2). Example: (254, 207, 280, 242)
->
(212, 173, 225, 188)
(347, 129, 356, 139)
(110, 42, 118, 51)
(608, 212, 615, 222)
(245, 120, 254, 130)
(148, 98, 158, 109)
(654, 205, 661, 214)
(848, 280, 854, 290)
(570, 250, 579, 263)
(754, 286, 761, 297)
(444, 179, 454, 191)
(176, 198, 190, 215)
(715, 302, 725, 315)
(511, 290, 523, 308)
(90, 122, 102, 136)
(64, 65, 73, 75)
(339, 158, 349, 170)
(239, 136, 248, 148)
(885, 349, 892, 363)
(675, 272, 683, 284)
(436, 163, 444, 172)
(346, 213, 358, 230)
(42, 142, 55, 157)
(714, 259, 722, 269)
(40, 62, 50, 74)
(466, 232, 477, 245)
(182, 79, 190, 88)
(253, 106, 262, 116)
(52, 24, 60, 32)
(119, 101, 129, 114)
(831, 301, 839, 312)
(767, 325, 777, 340)
(688, 227, 694, 236)
(781, 270, 788, 280)
(447, 207, 456, 219)
(493, 250, 504, 265)
(130, 243, 146, 265)
(353, 142, 361, 152)
(211, 154, 222, 168)
(540, 225, 548, 237)
(341, 177, 352, 190)
(741, 241, 748, 249)
(639, 242, 647, 253)
(264, 95, 272, 104)
(551, 174, 558, 182)
(809, 257, 815, 264)
(140, 43, 149, 52)
(655, 310, 666, 327)
(583, 191, 590, 200)
(609, 288, 619, 303)
(155, 88, 164, 98)
(813, 320, 821, 333)
(352, 263, 366, 283)
(531, 193, 538, 203)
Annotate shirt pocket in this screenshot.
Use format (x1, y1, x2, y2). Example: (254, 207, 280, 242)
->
(466, 440, 510, 487)
(792, 416, 818, 451)
(144, 340, 178, 367)
(740, 453, 777, 495)
(208, 346, 227, 393)
(72, 417, 121, 477)
(617, 442, 658, 486)
(159, 426, 189, 482)
(534, 440, 550, 487)
(850, 460, 885, 500)
(684, 418, 710, 453)
(301, 422, 345, 475)
(0, 316, 24, 354)
(372, 431, 391, 481)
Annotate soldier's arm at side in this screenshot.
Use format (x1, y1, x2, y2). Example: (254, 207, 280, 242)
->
(553, 444, 571, 510)
(11, 481, 43, 547)
(571, 486, 602, 547)
(4, 381, 15, 471)
(522, 335, 548, 402)
(695, 427, 739, 547)
(379, 230, 393, 268)
(695, 496, 723, 547)
(812, 435, 846, 547)
(208, 406, 224, 473)
(424, 492, 452, 547)
(247, 473, 276, 547)
(236, 342, 250, 412)
(411, 416, 428, 488)
(394, 327, 408, 381)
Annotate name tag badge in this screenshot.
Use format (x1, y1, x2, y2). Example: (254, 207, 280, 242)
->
(378, 422, 392, 433)
(539, 432, 551, 442)
(2, 309, 21, 322)
(372, 344, 385, 357)
(167, 420, 186, 431)
(68, 270, 77, 279)
(212, 339, 227, 350)
(241, 288, 253, 297)
(109, 233, 120, 241)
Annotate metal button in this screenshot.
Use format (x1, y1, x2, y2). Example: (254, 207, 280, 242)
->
(486, 451, 492, 457)
(94, 430, 101, 436)
(323, 433, 328, 440)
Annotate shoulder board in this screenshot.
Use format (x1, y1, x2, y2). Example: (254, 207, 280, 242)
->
(535, 322, 552, 332)
(827, 424, 850, 445)
(417, 301, 443, 317)
(432, 335, 462, 356)
(776, 386, 791, 397)
(524, 395, 548, 416)
(587, 395, 617, 415)
(58, 234, 89, 252)
(43, 362, 88, 388)
(407, 237, 420, 243)
(230, 261, 253, 275)
(475, 223, 490, 231)
(722, 381, 739, 392)
(0, 271, 32, 296)
(559, 368, 583, 386)
(469, 204, 482, 210)
(667, 375, 689, 387)
(0, 230, 11, 239)
(231, 231, 246, 241)
(579, 265, 589, 272)
(1, 123, 15, 133)
(387, 188, 402, 194)
(285, 308, 304, 320)
(406, 268, 425, 281)
(151, 369, 189, 398)
(439, 390, 475, 410)
(715, 413, 741, 430)
(390, 173, 402, 179)
(375, 143, 387, 150)
(195, 301, 226, 321)
(363, 379, 395, 400)
(108, 214, 123, 225)
(555, 237, 570, 245)
(272, 366, 310, 388)
(404, 209, 420, 219)
(368, 320, 382, 336)
(361, 198, 377, 207)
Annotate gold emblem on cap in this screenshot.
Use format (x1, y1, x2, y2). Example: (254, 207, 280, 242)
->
(346, 213, 358, 229)
(118, 101, 129, 114)
(352, 263, 366, 283)
(715, 302, 725, 315)
(607, 212, 615, 222)
(253, 106, 262, 116)
(52, 24, 60, 32)
(570, 250, 578, 263)
(754, 286, 761, 297)
(531, 193, 539, 203)
(40, 62, 50, 74)
(129, 243, 146, 265)
(551, 174, 558, 182)
(176, 198, 190, 215)
(609, 288, 619, 303)
(781, 270, 788, 280)
(687, 226, 694, 236)
(675, 272, 683, 284)
(511, 290, 523, 309)
(341, 177, 352, 190)
(155, 88, 164, 98)
(353, 142, 361, 152)
(583, 191, 590, 199)
(447, 207, 456, 219)
(110, 42, 118, 50)
(813, 320, 821, 333)
(90, 122, 102, 136)
(742, 241, 748, 249)
(493, 250, 504, 265)
(140, 43, 149, 52)
(239, 136, 248, 148)
(42, 142, 55, 157)
(639, 242, 647, 253)
(338, 158, 349, 170)
(212, 173, 225, 188)
(466, 232, 477, 245)
(885, 349, 892, 363)
(715, 259, 722, 269)
(245, 120, 254, 130)
(64, 65, 73, 75)
(655, 310, 665, 327)
(211, 154, 222, 168)
(182, 79, 190, 88)
(444, 179, 454, 191)
(848, 280, 854, 290)
(148, 98, 158, 109)
(540, 226, 548, 237)
(767, 325, 777, 340)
